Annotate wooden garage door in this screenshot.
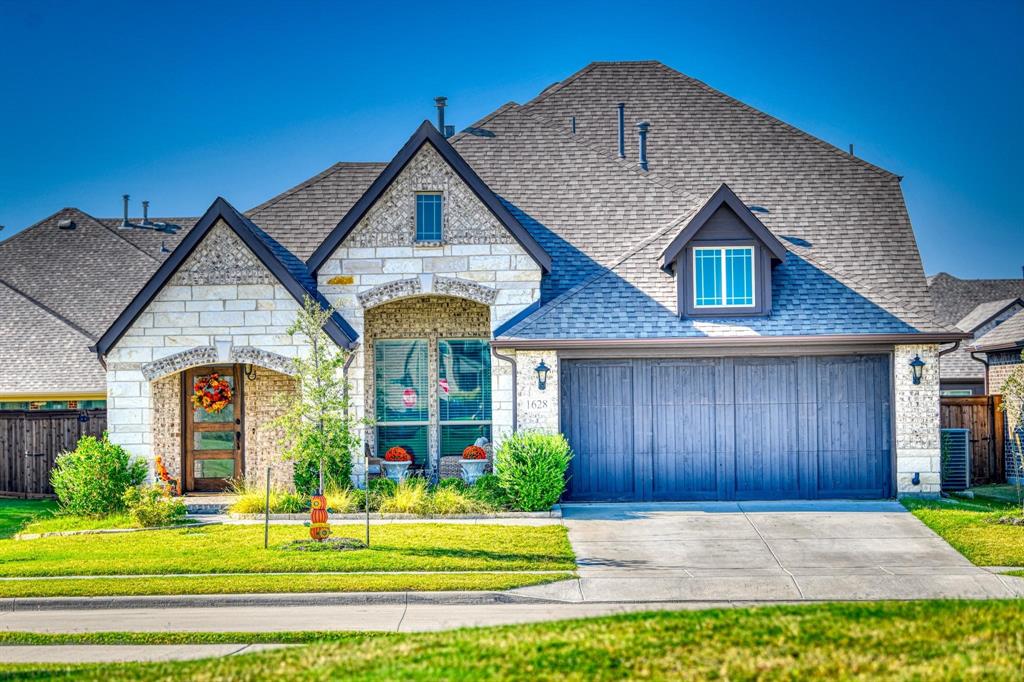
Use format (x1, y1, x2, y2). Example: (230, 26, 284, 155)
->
(561, 355, 892, 501)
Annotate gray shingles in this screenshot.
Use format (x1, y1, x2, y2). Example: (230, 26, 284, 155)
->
(956, 298, 1023, 333)
(972, 308, 1024, 351)
(928, 272, 1024, 327)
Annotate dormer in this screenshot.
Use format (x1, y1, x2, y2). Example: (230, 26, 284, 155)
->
(660, 184, 787, 318)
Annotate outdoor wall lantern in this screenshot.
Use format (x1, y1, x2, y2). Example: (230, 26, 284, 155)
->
(909, 354, 926, 385)
(535, 360, 550, 391)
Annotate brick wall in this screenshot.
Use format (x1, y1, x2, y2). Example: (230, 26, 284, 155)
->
(243, 368, 297, 489)
(894, 344, 941, 495)
(151, 373, 181, 481)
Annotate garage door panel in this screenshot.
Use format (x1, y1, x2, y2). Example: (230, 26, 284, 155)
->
(563, 361, 636, 500)
(815, 355, 891, 498)
(650, 360, 720, 499)
(733, 359, 802, 499)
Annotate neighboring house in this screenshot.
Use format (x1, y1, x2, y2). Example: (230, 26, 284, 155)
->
(2, 61, 970, 500)
(927, 273, 1024, 395)
(971, 308, 1024, 396)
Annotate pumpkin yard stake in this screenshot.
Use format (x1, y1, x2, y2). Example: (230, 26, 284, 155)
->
(309, 493, 331, 541)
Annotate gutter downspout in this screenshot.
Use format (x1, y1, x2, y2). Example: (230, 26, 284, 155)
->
(969, 349, 990, 394)
(491, 345, 517, 434)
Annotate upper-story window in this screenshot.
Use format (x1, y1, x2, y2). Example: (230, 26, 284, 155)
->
(693, 246, 755, 308)
(415, 193, 443, 242)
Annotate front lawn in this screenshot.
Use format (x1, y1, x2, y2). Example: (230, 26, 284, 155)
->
(4, 601, 1022, 680)
(0, 498, 58, 539)
(0, 523, 574, 577)
(902, 496, 1024, 566)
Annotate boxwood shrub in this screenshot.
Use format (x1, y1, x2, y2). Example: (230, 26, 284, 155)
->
(495, 432, 573, 511)
(51, 434, 147, 516)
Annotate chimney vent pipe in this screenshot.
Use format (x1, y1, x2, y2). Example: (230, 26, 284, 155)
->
(121, 194, 130, 228)
(617, 103, 625, 158)
(435, 96, 447, 136)
(142, 200, 150, 225)
(637, 121, 650, 171)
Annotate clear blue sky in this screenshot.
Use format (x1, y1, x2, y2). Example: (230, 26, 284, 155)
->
(1, 0, 1021, 278)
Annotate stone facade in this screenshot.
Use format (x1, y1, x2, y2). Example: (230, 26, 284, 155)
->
(362, 296, 492, 478)
(105, 219, 311, 475)
(894, 344, 941, 495)
(316, 144, 543, 334)
(243, 368, 297, 490)
(514, 350, 560, 433)
(151, 373, 182, 482)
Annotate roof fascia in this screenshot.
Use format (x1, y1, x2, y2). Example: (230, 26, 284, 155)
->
(492, 331, 971, 350)
(659, 184, 787, 270)
(306, 120, 551, 274)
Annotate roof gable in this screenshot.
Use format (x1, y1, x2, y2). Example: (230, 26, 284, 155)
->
(95, 197, 357, 356)
(660, 183, 787, 270)
(956, 297, 1024, 333)
(307, 120, 552, 274)
(972, 308, 1024, 352)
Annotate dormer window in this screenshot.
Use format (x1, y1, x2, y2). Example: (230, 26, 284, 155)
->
(415, 192, 443, 242)
(693, 246, 755, 308)
(659, 184, 788, 319)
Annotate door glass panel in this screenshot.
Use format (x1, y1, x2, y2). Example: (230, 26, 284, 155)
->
(194, 431, 235, 451)
(194, 459, 236, 479)
(191, 374, 235, 423)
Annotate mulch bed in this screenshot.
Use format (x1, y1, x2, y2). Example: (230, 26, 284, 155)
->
(276, 537, 368, 552)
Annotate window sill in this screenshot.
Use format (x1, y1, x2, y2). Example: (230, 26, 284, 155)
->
(414, 240, 444, 247)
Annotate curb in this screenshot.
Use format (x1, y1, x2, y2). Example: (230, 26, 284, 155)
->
(0, 590, 564, 612)
(14, 521, 216, 541)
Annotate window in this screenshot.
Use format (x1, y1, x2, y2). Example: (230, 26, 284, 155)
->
(439, 339, 492, 457)
(375, 340, 429, 465)
(693, 246, 755, 308)
(940, 389, 974, 397)
(415, 193, 443, 242)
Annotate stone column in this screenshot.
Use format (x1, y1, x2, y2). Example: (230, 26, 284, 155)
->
(515, 350, 559, 433)
(894, 344, 941, 496)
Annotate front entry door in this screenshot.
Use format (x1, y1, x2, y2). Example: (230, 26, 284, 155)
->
(184, 365, 243, 492)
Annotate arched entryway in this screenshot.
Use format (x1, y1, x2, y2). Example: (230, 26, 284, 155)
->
(363, 295, 493, 479)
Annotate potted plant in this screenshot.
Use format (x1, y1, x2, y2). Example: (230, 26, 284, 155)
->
(383, 447, 412, 483)
(460, 445, 488, 485)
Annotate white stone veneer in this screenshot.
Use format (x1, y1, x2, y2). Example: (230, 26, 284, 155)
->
(894, 344, 941, 495)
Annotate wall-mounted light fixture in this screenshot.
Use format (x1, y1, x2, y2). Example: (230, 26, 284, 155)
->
(909, 354, 926, 385)
(535, 360, 550, 391)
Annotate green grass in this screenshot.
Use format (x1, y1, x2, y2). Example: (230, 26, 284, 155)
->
(0, 523, 575, 576)
(2, 601, 1022, 680)
(967, 483, 1024, 505)
(0, 498, 58, 538)
(0, 571, 572, 598)
(19, 512, 138, 535)
(0, 631, 380, 645)
(902, 496, 1024, 565)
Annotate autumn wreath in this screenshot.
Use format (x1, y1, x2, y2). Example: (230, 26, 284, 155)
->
(462, 445, 487, 460)
(191, 373, 232, 413)
(384, 446, 412, 462)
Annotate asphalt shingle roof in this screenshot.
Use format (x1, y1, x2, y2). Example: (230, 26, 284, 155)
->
(956, 298, 1023, 333)
(928, 272, 1024, 327)
(973, 308, 1024, 352)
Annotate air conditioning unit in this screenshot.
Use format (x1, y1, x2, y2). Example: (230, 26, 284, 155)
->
(940, 428, 970, 492)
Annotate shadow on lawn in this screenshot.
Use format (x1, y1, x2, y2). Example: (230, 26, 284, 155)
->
(360, 544, 574, 566)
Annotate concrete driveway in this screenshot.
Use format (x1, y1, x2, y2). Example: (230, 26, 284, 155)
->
(514, 501, 1024, 602)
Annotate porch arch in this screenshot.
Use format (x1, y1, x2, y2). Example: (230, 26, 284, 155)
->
(140, 345, 296, 381)
(357, 275, 498, 310)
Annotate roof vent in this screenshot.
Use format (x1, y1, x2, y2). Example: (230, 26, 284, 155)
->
(120, 194, 131, 229)
(616, 103, 625, 158)
(58, 219, 76, 230)
(636, 121, 650, 171)
(142, 200, 152, 226)
(435, 96, 448, 137)
(747, 205, 770, 214)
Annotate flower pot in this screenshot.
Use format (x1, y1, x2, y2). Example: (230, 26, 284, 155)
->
(460, 459, 487, 485)
(382, 460, 411, 483)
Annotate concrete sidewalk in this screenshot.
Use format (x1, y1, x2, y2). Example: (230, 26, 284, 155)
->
(0, 643, 293, 664)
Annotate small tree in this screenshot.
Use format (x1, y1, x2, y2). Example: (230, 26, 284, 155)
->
(998, 351, 1024, 513)
(274, 296, 357, 495)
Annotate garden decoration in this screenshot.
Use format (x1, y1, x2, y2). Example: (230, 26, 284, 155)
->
(153, 456, 180, 496)
(308, 493, 331, 541)
(383, 446, 412, 483)
(460, 445, 488, 484)
(191, 373, 233, 413)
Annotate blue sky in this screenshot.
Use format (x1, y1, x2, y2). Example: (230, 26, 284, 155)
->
(1, 0, 1021, 278)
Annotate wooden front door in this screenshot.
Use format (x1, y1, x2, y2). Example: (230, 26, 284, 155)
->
(184, 365, 243, 492)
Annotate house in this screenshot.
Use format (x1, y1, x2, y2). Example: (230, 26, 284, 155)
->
(927, 273, 1024, 395)
(3, 61, 970, 500)
(971, 308, 1024, 396)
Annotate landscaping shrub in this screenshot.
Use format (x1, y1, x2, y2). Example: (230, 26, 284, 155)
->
(122, 486, 187, 528)
(495, 432, 572, 511)
(430, 486, 493, 515)
(228, 480, 310, 514)
(324, 485, 360, 513)
(292, 453, 352, 497)
(437, 478, 469, 492)
(468, 474, 509, 509)
(50, 435, 147, 516)
(378, 478, 429, 514)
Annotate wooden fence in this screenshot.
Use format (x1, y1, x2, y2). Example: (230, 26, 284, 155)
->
(939, 395, 1004, 485)
(0, 410, 107, 497)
